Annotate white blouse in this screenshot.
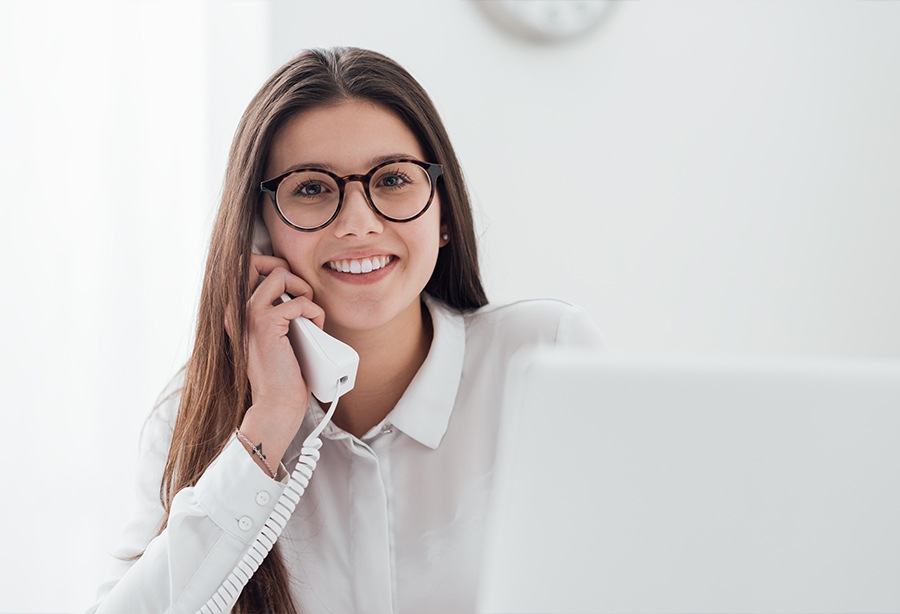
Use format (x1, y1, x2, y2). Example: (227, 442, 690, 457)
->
(85, 292, 604, 614)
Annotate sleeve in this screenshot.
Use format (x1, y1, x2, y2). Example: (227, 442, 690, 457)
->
(555, 302, 606, 350)
(84, 377, 289, 614)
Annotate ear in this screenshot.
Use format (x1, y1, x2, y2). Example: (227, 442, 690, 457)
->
(439, 224, 449, 247)
(252, 206, 273, 256)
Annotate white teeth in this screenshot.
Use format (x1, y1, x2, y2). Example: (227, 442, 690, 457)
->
(327, 255, 393, 274)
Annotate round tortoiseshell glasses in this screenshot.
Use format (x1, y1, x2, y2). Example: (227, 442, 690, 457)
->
(260, 157, 444, 232)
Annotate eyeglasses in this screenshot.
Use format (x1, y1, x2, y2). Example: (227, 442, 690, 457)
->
(259, 157, 444, 232)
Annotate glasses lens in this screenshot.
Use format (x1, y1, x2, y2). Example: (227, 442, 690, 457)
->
(369, 162, 432, 220)
(276, 170, 340, 229)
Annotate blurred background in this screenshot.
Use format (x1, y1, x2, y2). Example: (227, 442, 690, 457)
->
(1, 0, 898, 611)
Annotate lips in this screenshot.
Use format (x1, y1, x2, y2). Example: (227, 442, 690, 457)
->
(321, 255, 397, 271)
(322, 252, 397, 266)
(323, 254, 399, 284)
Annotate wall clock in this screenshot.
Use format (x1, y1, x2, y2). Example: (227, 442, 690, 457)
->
(476, 0, 614, 43)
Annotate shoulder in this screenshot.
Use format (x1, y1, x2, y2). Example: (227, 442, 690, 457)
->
(139, 365, 187, 451)
(464, 297, 575, 340)
(462, 297, 605, 351)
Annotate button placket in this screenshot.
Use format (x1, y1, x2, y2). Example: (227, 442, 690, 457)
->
(349, 441, 394, 613)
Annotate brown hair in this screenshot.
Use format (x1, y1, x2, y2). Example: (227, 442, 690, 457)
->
(126, 47, 487, 612)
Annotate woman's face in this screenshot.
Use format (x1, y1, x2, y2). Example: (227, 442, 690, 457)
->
(260, 99, 446, 333)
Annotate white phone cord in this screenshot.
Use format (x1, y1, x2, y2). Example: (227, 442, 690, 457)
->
(197, 384, 343, 614)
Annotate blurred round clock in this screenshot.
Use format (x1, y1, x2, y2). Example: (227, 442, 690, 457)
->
(476, 0, 614, 43)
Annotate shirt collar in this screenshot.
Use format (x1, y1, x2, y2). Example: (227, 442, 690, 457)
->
(283, 292, 466, 462)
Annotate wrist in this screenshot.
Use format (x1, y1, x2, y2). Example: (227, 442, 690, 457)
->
(235, 428, 287, 480)
(239, 405, 303, 471)
(241, 406, 301, 446)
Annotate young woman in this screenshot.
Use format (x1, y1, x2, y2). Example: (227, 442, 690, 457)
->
(87, 46, 603, 614)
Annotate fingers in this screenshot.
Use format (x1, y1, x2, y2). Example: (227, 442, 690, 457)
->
(246, 253, 277, 293)
(248, 253, 315, 300)
(272, 294, 326, 331)
(251, 268, 316, 316)
(227, 254, 319, 339)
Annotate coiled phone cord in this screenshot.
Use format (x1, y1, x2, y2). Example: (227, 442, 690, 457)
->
(197, 385, 343, 614)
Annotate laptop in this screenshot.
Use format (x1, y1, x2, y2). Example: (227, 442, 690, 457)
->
(477, 349, 900, 614)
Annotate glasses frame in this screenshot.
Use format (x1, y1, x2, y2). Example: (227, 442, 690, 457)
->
(259, 157, 444, 232)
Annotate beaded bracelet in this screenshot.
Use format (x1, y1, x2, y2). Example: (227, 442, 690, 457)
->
(235, 428, 287, 481)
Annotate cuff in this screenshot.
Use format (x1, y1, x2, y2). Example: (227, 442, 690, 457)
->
(194, 433, 288, 544)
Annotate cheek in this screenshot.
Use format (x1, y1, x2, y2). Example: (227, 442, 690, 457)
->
(271, 228, 319, 276)
(262, 205, 327, 289)
(404, 230, 441, 279)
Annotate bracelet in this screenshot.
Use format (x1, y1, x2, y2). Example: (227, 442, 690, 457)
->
(235, 428, 287, 480)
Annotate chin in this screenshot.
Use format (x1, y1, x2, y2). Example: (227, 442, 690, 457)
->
(323, 297, 399, 332)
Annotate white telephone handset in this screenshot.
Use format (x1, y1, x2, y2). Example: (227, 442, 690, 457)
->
(249, 210, 359, 402)
(197, 212, 359, 614)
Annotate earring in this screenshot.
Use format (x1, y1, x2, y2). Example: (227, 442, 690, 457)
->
(441, 233, 449, 241)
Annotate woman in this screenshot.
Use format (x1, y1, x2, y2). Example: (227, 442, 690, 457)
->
(87, 46, 603, 614)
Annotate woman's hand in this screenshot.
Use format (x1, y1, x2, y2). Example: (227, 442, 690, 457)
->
(225, 253, 326, 474)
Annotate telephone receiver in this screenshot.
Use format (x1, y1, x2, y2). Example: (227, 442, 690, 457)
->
(250, 210, 359, 403)
(197, 212, 358, 613)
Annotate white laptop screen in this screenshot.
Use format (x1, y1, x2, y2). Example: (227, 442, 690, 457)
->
(478, 349, 900, 614)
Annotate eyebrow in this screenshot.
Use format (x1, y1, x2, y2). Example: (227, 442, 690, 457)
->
(280, 152, 418, 175)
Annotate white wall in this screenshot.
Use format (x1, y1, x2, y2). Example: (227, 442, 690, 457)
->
(268, 0, 900, 357)
(1, 1, 898, 611)
(0, 1, 264, 611)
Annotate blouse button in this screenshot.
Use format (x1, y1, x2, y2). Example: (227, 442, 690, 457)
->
(238, 516, 253, 531)
(381, 424, 393, 434)
(255, 490, 270, 505)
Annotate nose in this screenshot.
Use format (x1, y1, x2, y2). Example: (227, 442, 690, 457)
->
(332, 179, 384, 238)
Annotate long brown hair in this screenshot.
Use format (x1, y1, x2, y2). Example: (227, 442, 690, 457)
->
(130, 47, 487, 613)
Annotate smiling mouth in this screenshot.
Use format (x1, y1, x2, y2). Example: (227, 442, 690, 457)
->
(323, 255, 397, 274)
(321, 255, 399, 281)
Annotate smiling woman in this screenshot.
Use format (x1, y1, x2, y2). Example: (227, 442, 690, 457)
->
(85, 46, 603, 614)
